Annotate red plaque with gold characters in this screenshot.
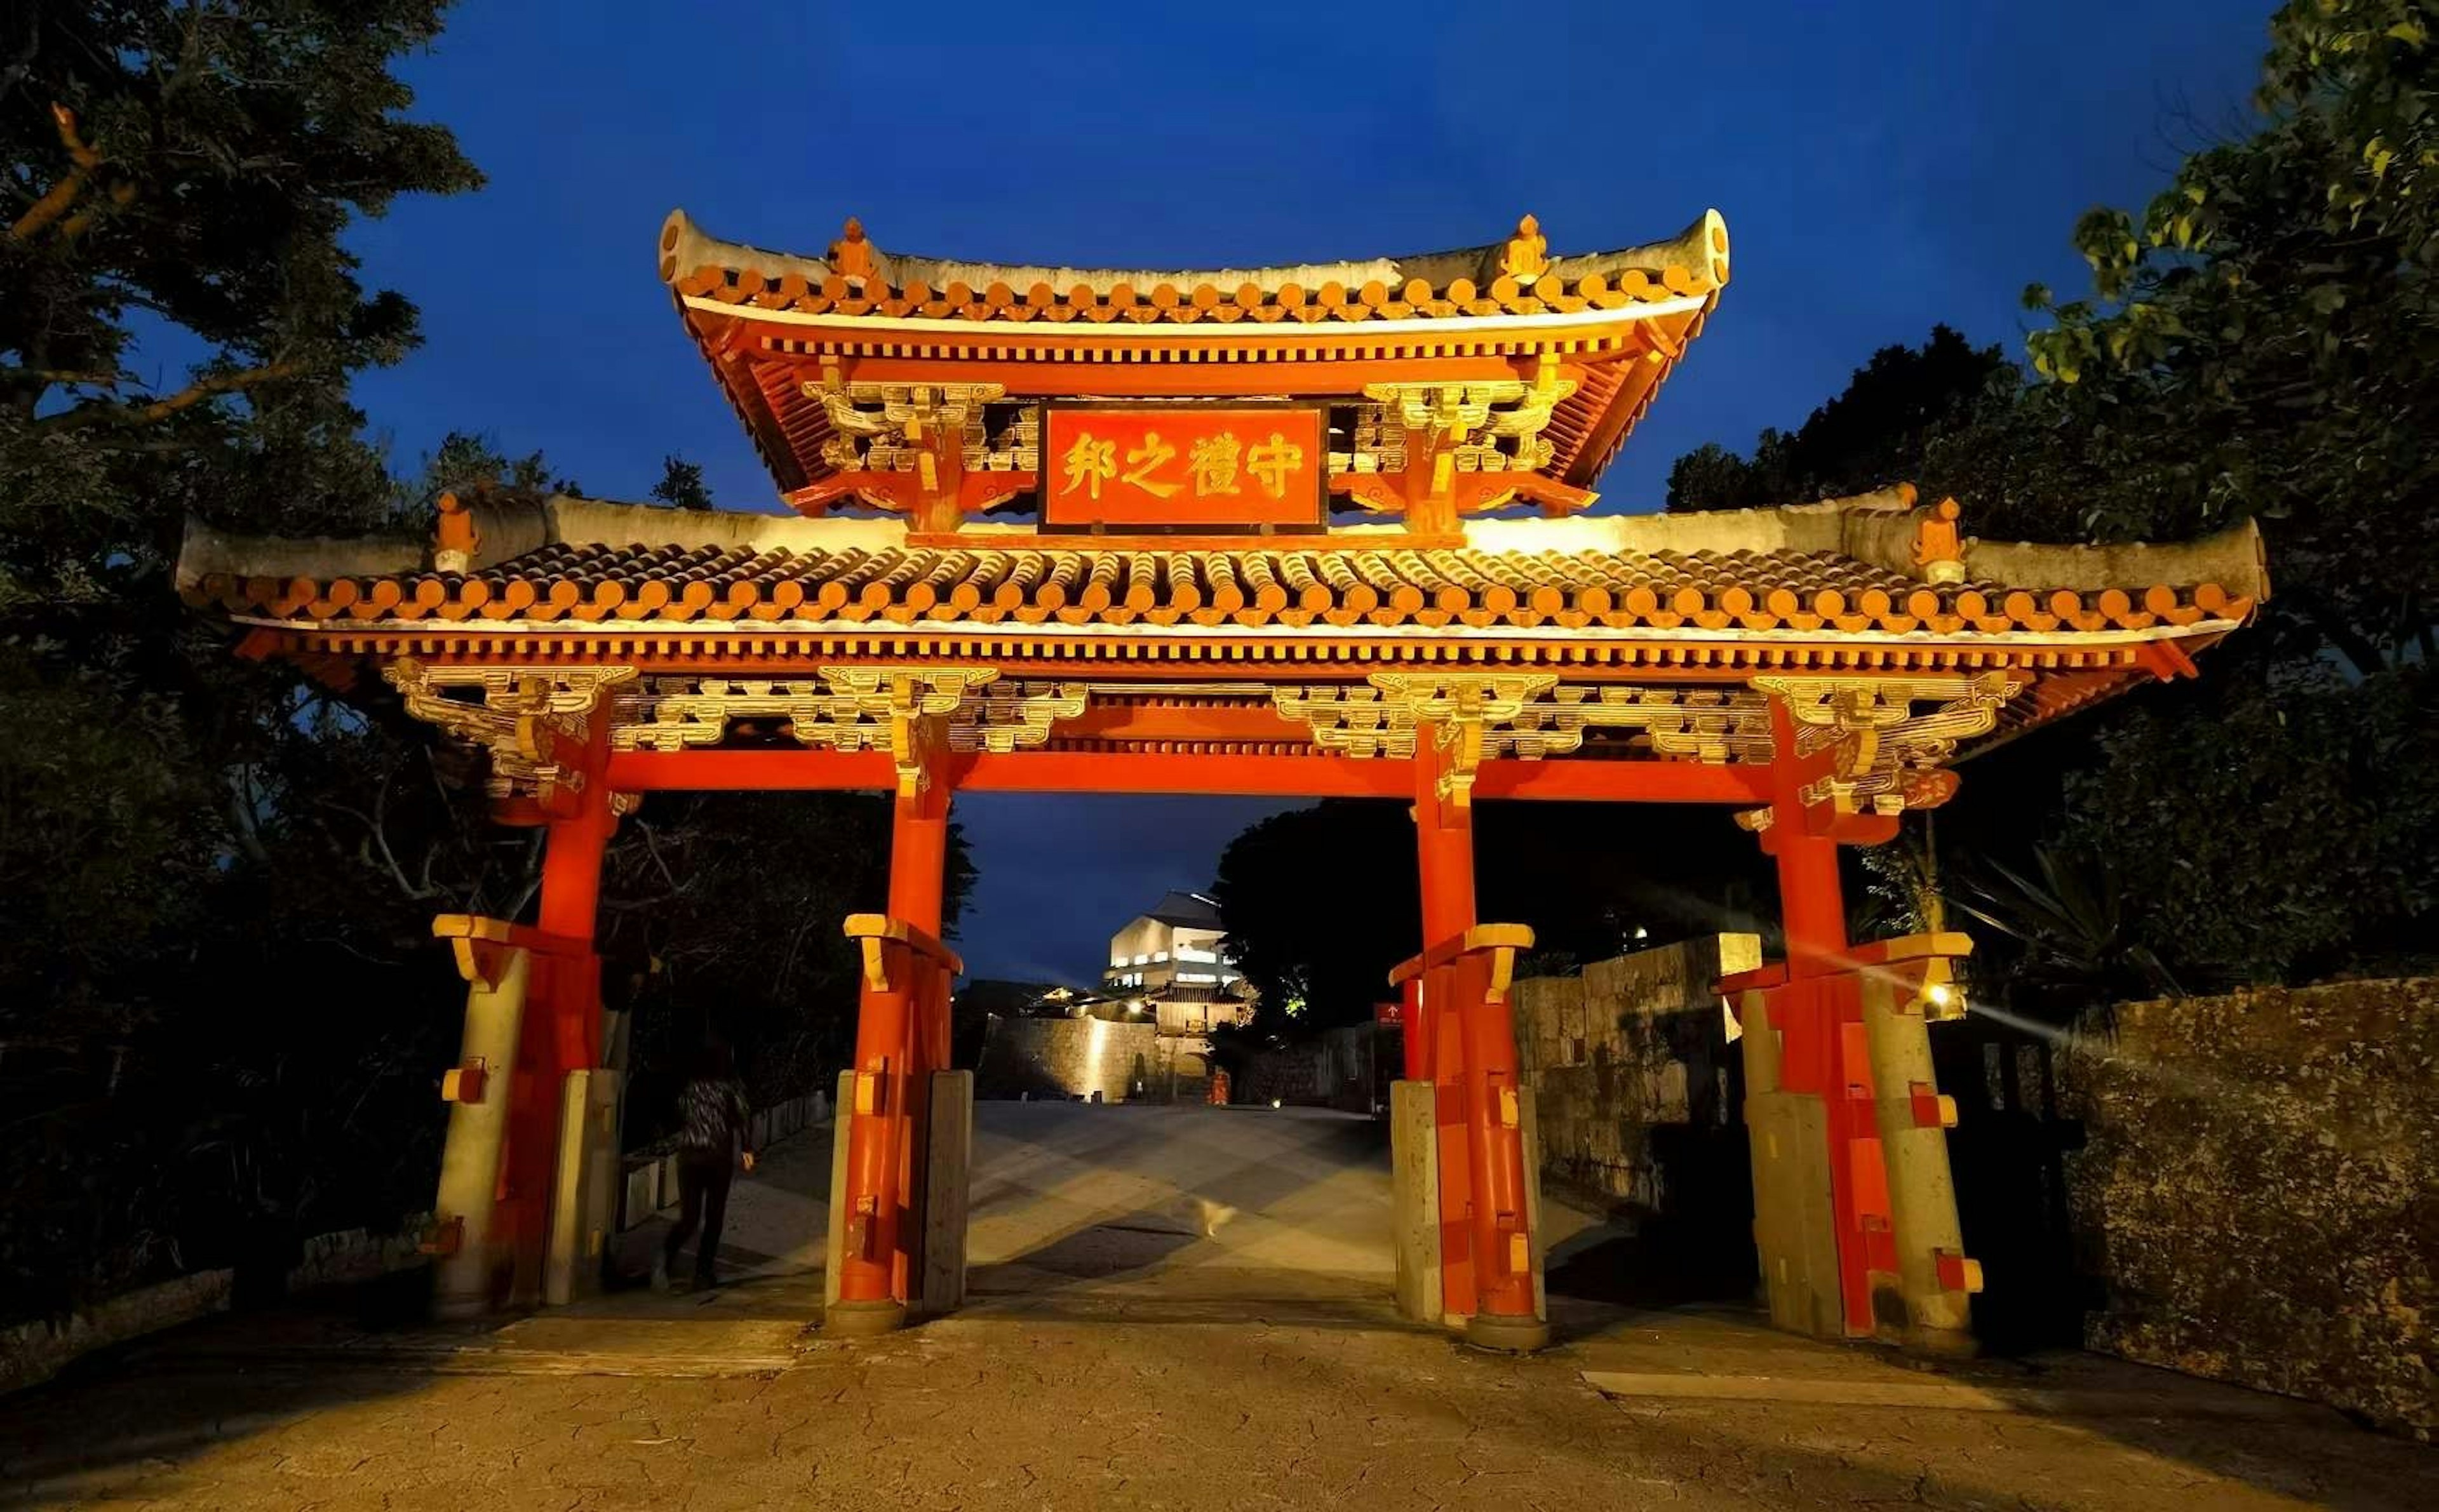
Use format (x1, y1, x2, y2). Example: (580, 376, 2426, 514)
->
(1040, 404, 1324, 531)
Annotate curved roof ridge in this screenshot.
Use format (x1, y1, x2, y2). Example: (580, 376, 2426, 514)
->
(660, 208, 1728, 298)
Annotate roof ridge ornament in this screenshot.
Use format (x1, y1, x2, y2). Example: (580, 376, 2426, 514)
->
(1912, 497, 1968, 585)
(1500, 214, 1549, 286)
(432, 490, 479, 574)
(830, 216, 877, 284)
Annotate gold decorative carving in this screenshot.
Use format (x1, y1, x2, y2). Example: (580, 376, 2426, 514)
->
(1270, 673, 1560, 807)
(611, 668, 1089, 791)
(1529, 686, 1775, 764)
(1750, 672, 2019, 816)
(951, 681, 1089, 754)
(823, 667, 996, 796)
(383, 659, 638, 805)
(1371, 672, 1561, 808)
(802, 376, 1025, 479)
(1361, 361, 1577, 481)
(1270, 683, 1418, 759)
(1268, 680, 1779, 786)
(610, 678, 842, 752)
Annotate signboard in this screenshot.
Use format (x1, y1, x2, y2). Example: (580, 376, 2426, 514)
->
(1374, 1000, 1405, 1026)
(1040, 404, 1324, 531)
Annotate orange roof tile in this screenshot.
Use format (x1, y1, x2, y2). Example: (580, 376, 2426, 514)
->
(659, 210, 1730, 330)
(182, 532, 2252, 638)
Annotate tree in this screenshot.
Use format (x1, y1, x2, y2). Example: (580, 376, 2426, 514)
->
(394, 431, 567, 518)
(1211, 799, 1778, 1036)
(1211, 803, 1420, 1032)
(596, 792, 977, 1139)
(2005, 1, 2438, 678)
(1667, 326, 2010, 511)
(1989, 1, 2439, 982)
(650, 455, 715, 511)
(1, 3, 485, 1315)
(1665, 1, 2439, 994)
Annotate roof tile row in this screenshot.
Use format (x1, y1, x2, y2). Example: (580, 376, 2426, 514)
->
(675, 265, 1709, 326)
(185, 543, 2250, 636)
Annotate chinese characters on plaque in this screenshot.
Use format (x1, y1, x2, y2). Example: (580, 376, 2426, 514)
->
(1040, 406, 1324, 528)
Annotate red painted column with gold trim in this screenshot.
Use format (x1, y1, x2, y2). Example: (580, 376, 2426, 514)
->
(1413, 737, 1547, 1349)
(499, 723, 615, 1307)
(830, 768, 952, 1332)
(1752, 700, 1886, 1337)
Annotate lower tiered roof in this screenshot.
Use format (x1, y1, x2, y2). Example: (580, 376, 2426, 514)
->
(182, 489, 2259, 641)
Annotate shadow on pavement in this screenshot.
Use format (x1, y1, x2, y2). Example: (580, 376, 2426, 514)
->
(0, 1271, 457, 1504)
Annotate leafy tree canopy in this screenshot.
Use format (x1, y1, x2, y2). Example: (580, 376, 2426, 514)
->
(650, 454, 715, 510)
(0, 8, 964, 1321)
(1212, 800, 1776, 1035)
(1666, 326, 2010, 512)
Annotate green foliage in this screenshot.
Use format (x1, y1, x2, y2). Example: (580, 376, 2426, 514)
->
(2010, 1, 2438, 673)
(2046, 664, 2439, 984)
(0, 1, 485, 1316)
(649, 455, 716, 511)
(1949, 846, 2184, 1017)
(393, 431, 568, 519)
(1666, 326, 2010, 511)
(600, 793, 976, 1136)
(1661, 3, 2439, 998)
(1211, 799, 1775, 1037)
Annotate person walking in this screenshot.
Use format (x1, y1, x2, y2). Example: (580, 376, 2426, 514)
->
(654, 1040, 755, 1292)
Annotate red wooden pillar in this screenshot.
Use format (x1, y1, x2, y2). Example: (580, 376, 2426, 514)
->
(495, 736, 614, 1306)
(889, 775, 953, 1075)
(1397, 977, 1427, 1081)
(1754, 700, 1885, 1335)
(1414, 739, 1545, 1350)
(831, 770, 952, 1333)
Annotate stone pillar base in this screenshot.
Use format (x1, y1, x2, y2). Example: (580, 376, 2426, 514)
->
(822, 1298, 907, 1338)
(1388, 1080, 1443, 1325)
(1463, 1311, 1551, 1353)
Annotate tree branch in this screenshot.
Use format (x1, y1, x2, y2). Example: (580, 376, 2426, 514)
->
(38, 360, 302, 432)
(9, 105, 98, 242)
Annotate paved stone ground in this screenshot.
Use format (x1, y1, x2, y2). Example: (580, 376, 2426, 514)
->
(3, 1104, 2433, 1510)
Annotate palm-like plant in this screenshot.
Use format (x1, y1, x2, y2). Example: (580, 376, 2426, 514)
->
(1949, 845, 2183, 1021)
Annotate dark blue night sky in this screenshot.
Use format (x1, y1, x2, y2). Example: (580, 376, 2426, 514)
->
(346, 0, 2264, 984)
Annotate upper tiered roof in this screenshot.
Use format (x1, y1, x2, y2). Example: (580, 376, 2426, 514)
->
(661, 209, 1731, 514)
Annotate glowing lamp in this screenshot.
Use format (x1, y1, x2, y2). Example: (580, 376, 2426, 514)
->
(1910, 960, 1967, 1022)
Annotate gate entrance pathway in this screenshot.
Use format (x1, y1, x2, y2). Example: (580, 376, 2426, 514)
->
(4, 1102, 2433, 1510)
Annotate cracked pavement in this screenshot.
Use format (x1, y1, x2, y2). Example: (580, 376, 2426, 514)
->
(3, 1104, 2431, 1509)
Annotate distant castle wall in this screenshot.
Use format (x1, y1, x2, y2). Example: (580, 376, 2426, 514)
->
(974, 1016, 1162, 1103)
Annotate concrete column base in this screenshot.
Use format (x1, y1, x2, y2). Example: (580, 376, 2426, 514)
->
(1464, 1311, 1551, 1353)
(823, 1297, 907, 1338)
(1388, 1081, 1444, 1326)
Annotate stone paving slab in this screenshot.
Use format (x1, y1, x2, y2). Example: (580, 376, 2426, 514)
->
(2, 1103, 2431, 1511)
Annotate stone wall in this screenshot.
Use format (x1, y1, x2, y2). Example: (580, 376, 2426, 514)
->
(1512, 934, 1759, 1210)
(2063, 978, 2437, 1435)
(1237, 1024, 1393, 1112)
(974, 1015, 1161, 1102)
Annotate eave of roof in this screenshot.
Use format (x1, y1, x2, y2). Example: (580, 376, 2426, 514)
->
(176, 490, 2267, 645)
